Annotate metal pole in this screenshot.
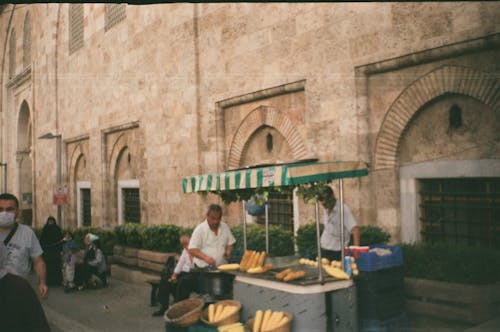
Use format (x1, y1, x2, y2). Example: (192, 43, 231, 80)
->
(315, 200, 324, 283)
(339, 178, 345, 271)
(265, 204, 269, 254)
(0, 163, 6, 193)
(56, 135, 62, 226)
(242, 200, 247, 251)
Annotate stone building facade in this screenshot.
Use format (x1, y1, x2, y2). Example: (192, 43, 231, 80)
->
(0, 3, 498, 244)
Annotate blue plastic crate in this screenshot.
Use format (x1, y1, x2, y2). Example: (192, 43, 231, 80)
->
(360, 312, 408, 332)
(356, 245, 403, 272)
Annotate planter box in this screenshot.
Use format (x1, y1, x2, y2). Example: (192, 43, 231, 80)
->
(405, 277, 500, 324)
(112, 245, 177, 275)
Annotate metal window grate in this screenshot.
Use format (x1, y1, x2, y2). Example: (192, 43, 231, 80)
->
(105, 4, 126, 31)
(256, 192, 293, 232)
(81, 188, 91, 227)
(123, 188, 141, 223)
(69, 4, 84, 54)
(419, 178, 500, 249)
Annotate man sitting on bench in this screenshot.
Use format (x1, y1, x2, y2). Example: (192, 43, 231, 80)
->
(152, 234, 196, 317)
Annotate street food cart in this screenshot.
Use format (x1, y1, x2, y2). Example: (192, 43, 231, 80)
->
(182, 160, 368, 331)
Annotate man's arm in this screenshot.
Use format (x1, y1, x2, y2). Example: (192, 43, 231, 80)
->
(351, 226, 360, 246)
(32, 255, 48, 299)
(188, 248, 215, 266)
(224, 244, 233, 261)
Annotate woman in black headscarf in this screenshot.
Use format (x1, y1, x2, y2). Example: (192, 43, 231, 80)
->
(40, 216, 63, 286)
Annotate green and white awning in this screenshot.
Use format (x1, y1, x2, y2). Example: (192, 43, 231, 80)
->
(182, 160, 368, 193)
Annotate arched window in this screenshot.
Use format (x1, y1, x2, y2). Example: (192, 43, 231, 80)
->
(23, 12, 31, 67)
(9, 29, 16, 78)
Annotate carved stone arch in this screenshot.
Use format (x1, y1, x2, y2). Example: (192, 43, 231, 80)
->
(17, 100, 31, 152)
(109, 133, 128, 180)
(68, 142, 87, 184)
(227, 106, 308, 169)
(374, 65, 500, 170)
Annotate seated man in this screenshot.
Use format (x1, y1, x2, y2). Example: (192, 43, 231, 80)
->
(152, 234, 196, 317)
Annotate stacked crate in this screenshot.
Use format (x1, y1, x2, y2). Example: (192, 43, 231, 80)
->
(355, 245, 408, 332)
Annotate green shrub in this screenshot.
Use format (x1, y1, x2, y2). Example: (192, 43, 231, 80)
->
(359, 225, 391, 246)
(402, 243, 500, 285)
(141, 225, 181, 252)
(114, 223, 144, 248)
(296, 221, 323, 258)
(231, 224, 295, 257)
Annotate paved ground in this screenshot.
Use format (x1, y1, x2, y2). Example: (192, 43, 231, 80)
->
(31, 274, 500, 332)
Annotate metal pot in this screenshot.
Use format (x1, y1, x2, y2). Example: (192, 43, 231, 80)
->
(197, 269, 234, 297)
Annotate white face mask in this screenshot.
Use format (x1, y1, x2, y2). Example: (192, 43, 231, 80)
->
(0, 212, 16, 227)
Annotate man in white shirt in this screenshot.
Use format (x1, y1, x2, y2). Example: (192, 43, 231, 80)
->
(0, 193, 48, 299)
(188, 204, 236, 268)
(318, 186, 360, 261)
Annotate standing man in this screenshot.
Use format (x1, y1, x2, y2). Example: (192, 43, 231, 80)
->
(318, 186, 360, 261)
(188, 204, 236, 268)
(0, 193, 48, 299)
(0, 242, 51, 332)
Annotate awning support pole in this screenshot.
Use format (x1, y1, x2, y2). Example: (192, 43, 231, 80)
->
(339, 178, 345, 270)
(242, 200, 247, 251)
(315, 201, 324, 283)
(265, 204, 269, 254)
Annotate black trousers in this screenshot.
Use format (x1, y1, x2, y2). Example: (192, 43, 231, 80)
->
(158, 272, 197, 308)
(321, 249, 342, 261)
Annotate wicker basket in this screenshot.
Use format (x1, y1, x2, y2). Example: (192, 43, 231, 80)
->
(164, 298, 205, 327)
(200, 299, 242, 327)
(246, 311, 292, 332)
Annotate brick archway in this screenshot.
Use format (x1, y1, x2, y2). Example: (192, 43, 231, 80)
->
(374, 65, 500, 170)
(227, 105, 308, 169)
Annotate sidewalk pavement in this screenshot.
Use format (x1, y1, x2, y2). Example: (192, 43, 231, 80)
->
(32, 274, 500, 332)
(34, 276, 166, 332)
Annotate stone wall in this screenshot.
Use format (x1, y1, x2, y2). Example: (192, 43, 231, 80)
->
(0, 3, 498, 244)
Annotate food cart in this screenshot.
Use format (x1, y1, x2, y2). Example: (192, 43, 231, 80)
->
(182, 160, 368, 331)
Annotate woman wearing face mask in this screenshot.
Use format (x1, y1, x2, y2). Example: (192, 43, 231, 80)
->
(0, 193, 48, 299)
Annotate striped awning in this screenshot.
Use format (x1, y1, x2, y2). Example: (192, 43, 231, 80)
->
(182, 160, 368, 193)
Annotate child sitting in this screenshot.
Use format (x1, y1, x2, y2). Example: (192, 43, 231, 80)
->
(63, 240, 83, 292)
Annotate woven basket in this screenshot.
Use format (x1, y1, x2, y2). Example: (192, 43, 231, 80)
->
(164, 298, 204, 327)
(200, 299, 242, 327)
(246, 311, 292, 332)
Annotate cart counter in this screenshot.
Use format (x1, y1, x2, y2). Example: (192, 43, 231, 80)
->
(233, 275, 358, 332)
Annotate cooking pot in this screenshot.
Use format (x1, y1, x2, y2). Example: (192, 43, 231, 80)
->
(195, 268, 234, 298)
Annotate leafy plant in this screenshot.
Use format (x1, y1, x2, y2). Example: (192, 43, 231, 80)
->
(359, 225, 391, 246)
(296, 221, 324, 258)
(141, 225, 181, 252)
(402, 243, 500, 285)
(296, 181, 331, 204)
(231, 224, 295, 257)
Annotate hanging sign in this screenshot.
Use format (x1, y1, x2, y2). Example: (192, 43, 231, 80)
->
(53, 184, 68, 205)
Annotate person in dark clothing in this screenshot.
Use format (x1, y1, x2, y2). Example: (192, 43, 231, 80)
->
(0, 242, 51, 332)
(152, 235, 196, 317)
(40, 216, 63, 286)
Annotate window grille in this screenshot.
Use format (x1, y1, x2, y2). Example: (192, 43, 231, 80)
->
(69, 4, 84, 54)
(23, 12, 31, 68)
(81, 188, 91, 227)
(105, 4, 126, 31)
(256, 192, 294, 232)
(122, 188, 141, 223)
(9, 29, 15, 78)
(419, 178, 500, 249)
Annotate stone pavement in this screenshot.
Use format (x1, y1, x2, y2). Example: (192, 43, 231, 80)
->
(31, 274, 500, 332)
